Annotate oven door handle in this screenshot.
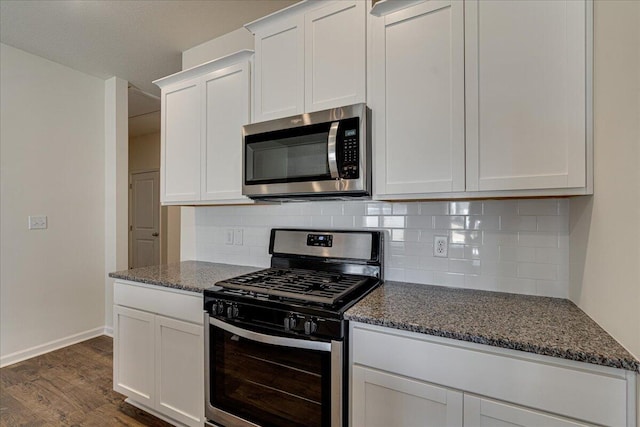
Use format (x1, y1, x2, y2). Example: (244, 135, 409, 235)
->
(327, 121, 340, 179)
(210, 317, 331, 352)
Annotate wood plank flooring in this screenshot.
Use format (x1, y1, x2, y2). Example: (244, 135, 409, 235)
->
(0, 336, 172, 426)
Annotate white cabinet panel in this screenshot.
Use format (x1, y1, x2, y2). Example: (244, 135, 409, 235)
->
(352, 365, 463, 427)
(155, 316, 204, 427)
(464, 395, 592, 427)
(113, 305, 155, 406)
(201, 62, 251, 201)
(253, 17, 304, 122)
(162, 80, 201, 203)
(372, 0, 465, 197)
(155, 50, 253, 205)
(305, 0, 366, 112)
(465, 0, 587, 192)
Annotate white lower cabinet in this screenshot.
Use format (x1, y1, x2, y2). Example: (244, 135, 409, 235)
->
(113, 281, 204, 427)
(352, 365, 463, 427)
(350, 322, 636, 427)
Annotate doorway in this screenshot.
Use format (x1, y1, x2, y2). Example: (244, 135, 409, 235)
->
(129, 170, 160, 268)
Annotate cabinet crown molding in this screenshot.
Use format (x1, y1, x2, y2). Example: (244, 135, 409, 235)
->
(245, 0, 327, 33)
(153, 49, 254, 88)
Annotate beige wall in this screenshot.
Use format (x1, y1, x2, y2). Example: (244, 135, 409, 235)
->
(0, 44, 106, 364)
(129, 131, 161, 172)
(569, 1, 640, 422)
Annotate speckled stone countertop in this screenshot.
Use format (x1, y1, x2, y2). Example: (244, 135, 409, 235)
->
(345, 281, 640, 373)
(109, 260, 262, 293)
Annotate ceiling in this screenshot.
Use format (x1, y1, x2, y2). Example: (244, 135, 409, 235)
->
(0, 0, 298, 120)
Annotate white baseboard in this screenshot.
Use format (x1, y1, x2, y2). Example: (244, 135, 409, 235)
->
(103, 326, 114, 337)
(1, 326, 109, 368)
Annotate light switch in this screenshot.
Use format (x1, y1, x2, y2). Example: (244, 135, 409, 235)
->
(28, 215, 48, 230)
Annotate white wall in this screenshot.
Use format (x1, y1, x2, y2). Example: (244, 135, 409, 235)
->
(193, 199, 570, 297)
(182, 27, 253, 70)
(0, 44, 106, 365)
(569, 0, 640, 365)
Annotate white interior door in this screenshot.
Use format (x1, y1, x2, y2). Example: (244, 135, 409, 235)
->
(130, 170, 160, 268)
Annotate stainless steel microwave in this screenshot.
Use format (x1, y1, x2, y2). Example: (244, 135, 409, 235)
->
(242, 103, 371, 201)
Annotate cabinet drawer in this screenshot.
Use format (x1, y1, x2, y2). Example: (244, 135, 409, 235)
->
(114, 280, 203, 324)
(352, 323, 629, 426)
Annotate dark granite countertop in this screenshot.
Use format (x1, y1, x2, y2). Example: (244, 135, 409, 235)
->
(345, 281, 640, 373)
(109, 260, 262, 293)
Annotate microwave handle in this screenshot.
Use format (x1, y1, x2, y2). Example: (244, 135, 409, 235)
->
(327, 121, 340, 179)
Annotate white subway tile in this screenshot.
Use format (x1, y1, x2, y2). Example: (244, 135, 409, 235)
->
(343, 202, 366, 216)
(320, 202, 344, 216)
(406, 215, 433, 229)
(517, 263, 558, 280)
(311, 216, 333, 228)
(404, 269, 434, 284)
(433, 272, 465, 287)
(404, 242, 432, 256)
(385, 268, 406, 282)
(483, 231, 518, 247)
(536, 280, 569, 298)
(382, 216, 405, 228)
(500, 215, 537, 232)
(419, 256, 449, 271)
(450, 201, 483, 215)
(537, 215, 569, 232)
(332, 216, 355, 228)
(367, 202, 392, 215)
(518, 232, 558, 248)
(356, 216, 379, 228)
(518, 199, 559, 215)
(465, 245, 486, 260)
(483, 200, 518, 216)
(434, 215, 465, 230)
(420, 202, 449, 215)
(392, 202, 420, 215)
(450, 230, 482, 245)
(466, 216, 500, 231)
(534, 247, 567, 265)
(500, 246, 536, 263)
(448, 244, 465, 259)
(388, 241, 406, 255)
(480, 261, 518, 277)
(558, 200, 569, 216)
(449, 259, 481, 275)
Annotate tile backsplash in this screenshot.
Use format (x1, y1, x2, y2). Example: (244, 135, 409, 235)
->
(193, 199, 569, 298)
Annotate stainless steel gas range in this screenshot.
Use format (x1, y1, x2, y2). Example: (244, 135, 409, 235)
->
(203, 229, 383, 427)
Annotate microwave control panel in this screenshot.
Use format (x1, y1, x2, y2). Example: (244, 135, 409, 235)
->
(339, 117, 360, 179)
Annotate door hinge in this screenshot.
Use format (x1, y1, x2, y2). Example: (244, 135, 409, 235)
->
(129, 225, 133, 231)
(129, 184, 132, 189)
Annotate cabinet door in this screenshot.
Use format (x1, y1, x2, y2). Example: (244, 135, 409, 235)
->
(463, 395, 592, 427)
(113, 305, 155, 406)
(253, 16, 304, 122)
(155, 315, 204, 427)
(352, 365, 463, 427)
(201, 62, 252, 203)
(465, 0, 588, 192)
(304, 0, 366, 113)
(371, 0, 465, 198)
(161, 78, 201, 203)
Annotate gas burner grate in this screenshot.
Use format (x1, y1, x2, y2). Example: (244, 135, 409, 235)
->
(218, 268, 371, 305)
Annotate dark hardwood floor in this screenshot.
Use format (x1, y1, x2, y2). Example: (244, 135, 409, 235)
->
(0, 336, 172, 426)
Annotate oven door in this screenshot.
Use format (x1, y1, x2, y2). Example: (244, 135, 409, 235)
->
(205, 316, 343, 427)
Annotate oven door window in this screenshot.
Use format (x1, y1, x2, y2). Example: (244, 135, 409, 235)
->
(245, 123, 332, 184)
(210, 327, 331, 427)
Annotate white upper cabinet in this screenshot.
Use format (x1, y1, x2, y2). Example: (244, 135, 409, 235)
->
(154, 50, 253, 205)
(371, 0, 465, 197)
(465, 0, 589, 192)
(162, 79, 201, 202)
(247, 0, 366, 123)
(305, 0, 366, 113)
(370, 0, 592, 199)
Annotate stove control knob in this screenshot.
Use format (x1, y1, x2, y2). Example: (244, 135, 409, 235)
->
(212, 301, 225, 316)
(226, 304, 239, 319)
(284, 316, 298, 331)
(304, 319, 317, 335)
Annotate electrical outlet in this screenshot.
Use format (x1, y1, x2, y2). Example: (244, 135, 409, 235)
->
(225, 229, 234, 245)
(234, 229, 243, 246)
(434, 235, 448, 258)
(28, 215, 47, 230)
